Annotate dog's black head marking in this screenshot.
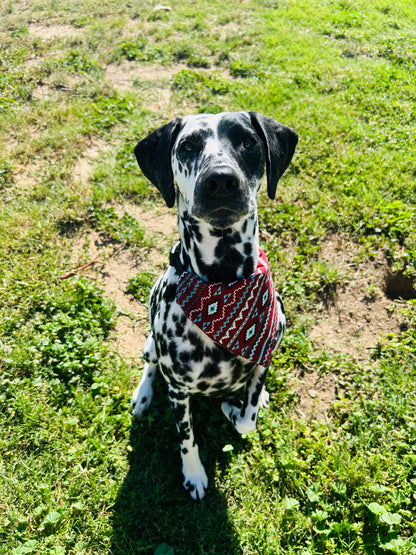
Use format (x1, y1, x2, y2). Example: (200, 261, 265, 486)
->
(248, 111, 298, 200)
(134, 117, 182, 208)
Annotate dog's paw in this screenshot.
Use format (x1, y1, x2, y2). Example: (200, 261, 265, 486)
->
(221, 400, 256, 435)
(221, 399, 240, 427)
(131, 382, 153, 418)
(182, 458, 208, 501)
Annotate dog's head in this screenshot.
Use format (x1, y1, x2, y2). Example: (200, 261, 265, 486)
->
(134, 111, 298, 229)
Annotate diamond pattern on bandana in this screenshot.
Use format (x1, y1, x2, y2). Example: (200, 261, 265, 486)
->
(245, 324, 256, 340)
(207, 301, 218, 316)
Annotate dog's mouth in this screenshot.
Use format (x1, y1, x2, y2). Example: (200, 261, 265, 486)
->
(200, 207, 244, 228)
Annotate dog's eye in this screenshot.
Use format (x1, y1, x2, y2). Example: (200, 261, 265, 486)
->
(242, 137, 255, 148)
(183, 141, 194, 152)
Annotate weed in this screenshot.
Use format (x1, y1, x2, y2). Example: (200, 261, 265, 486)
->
(56, 49, 101, 75)
(310, 260, 344, 299)
(117, 38, 147, 61)
(0, 157, 14, 187)
(85, 94, 134, 131)
(126, 271, 156, 303)
(88, 205, 146, 246)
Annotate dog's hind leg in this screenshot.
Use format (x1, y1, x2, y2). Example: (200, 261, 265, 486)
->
(221, 365, 269, 435)
(131, 362, 157, 416)
(131, 333, 158, 417)
(168, 386, 208, 500)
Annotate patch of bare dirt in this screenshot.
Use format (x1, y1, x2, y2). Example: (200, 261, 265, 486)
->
(293, 369, 337, 422)
(72, 140, 109, 185)
(70, 205, 176, 364)
(28, 23, 82, 40)
(98, 249, 149, 362)
(106, 62, 183, 89)
(116, 203, 177, 237)
(292, 234, 411, 421)
(32, 83, 53, 100)
(70, 234, 153, 363)
(105, 62, 186, 113)
(309, 235, 409, 361)
(105, 61, 230, 113)
(14, 163, 42, 191)
(24, 56, 44, 69)
(32, 74, 85, 100)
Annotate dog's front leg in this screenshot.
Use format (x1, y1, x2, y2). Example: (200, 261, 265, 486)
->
(221, 365, 269, 434)
(168, 386, 208, 500)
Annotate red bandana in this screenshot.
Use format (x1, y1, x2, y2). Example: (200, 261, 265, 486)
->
(175, 249, 279, 367)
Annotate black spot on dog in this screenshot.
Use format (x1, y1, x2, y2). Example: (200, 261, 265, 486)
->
(179, 351, 190, 364)
(168, 340, 177, 360)
(251, 380, 263, 407)
(231, 360, 244, 383)
(186, 331, 205, 361)
(243, 255, 254, 276)
(184, 231, 191, 250)
(169, 388, 188, 401)
(159, 362, 173, 383)
(178, 421, 191, 442)
(244, 242, 252, 255)
(209, 345, 233, 363)
(164, 283, 177, 303)
(182, 371, 195, 383)
(200, 362, 220, 379)
(171, 402, 186, 423)
(156, 334, 168, 357)
(197, 381, 210, 391)
(175, 317, 186, 337)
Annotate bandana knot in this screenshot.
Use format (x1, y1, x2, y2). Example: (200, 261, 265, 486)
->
(174, 246, 279, 367)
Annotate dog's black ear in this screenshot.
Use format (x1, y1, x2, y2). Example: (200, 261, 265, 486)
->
(249, 111, 298, 200)
(134, 118, 183, 208)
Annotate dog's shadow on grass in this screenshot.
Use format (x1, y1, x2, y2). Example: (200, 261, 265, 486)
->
(110, 379, 245, 554)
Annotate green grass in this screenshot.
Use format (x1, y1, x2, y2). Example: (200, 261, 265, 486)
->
(1, 0, 416, 553)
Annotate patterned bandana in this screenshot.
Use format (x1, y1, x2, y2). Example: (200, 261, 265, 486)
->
(174, 245, 279, 367)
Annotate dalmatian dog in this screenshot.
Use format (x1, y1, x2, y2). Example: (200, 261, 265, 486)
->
(131, 111, 297, 500)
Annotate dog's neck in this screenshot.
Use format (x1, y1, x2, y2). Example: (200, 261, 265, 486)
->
(177, 204, 259, 284)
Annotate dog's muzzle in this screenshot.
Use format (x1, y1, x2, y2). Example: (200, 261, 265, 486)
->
(192, 168, 250, 228)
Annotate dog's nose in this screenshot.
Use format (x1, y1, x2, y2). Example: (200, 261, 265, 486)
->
(202, 172, 240, 197)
